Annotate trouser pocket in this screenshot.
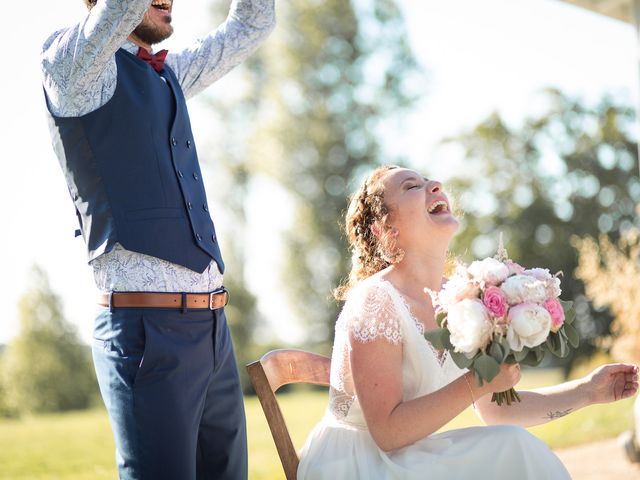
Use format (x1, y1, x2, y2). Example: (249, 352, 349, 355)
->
(92, 307, 146, 388)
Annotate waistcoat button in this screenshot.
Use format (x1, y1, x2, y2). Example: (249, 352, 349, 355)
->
(178, 171, 184, 178)
(203, 204, 209, 212)
(193, 172, 199, 180)
(187, 140, 192, 148)
(171, 137, 177, 146)
(187, 202, 193, 209)
(196, 234, 202, 242)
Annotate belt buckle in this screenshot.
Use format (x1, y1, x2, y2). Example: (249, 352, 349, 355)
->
(209, 289, 229, 310)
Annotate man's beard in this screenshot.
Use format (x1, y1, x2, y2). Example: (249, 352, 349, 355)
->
(132, 20, 173, 46)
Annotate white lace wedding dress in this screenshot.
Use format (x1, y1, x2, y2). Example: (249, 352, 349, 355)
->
(297, 276, 571, 479)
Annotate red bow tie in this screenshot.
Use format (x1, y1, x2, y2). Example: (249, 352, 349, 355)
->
(137, 47, 168, 73)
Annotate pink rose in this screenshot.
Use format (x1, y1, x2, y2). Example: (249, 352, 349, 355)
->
(483, 286, 508, 318)
(544, 298, 565, 333)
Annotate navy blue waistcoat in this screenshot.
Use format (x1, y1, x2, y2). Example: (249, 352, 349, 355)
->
(46, 49, 224, 274)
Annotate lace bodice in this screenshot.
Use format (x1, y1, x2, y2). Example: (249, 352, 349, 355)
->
(327, 276, 460, 423)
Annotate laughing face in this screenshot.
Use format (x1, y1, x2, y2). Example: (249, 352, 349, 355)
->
(131, 0, 174, 47)
(380, 168, 459, 248)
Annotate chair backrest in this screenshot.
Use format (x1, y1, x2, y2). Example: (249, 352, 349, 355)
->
(246, 349, 331, 480)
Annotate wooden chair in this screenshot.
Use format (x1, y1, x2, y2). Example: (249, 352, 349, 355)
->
(246, 349, 331, 480)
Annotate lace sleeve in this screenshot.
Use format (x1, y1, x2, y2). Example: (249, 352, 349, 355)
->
(341, 281, 402, 345)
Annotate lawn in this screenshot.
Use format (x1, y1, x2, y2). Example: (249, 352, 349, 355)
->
(0, 369, 635, 479)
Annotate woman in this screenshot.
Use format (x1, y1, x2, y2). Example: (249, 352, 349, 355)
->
(297, 165, 639, 479)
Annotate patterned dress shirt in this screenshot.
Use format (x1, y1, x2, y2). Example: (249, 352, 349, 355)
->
(41, 0, 275, 293)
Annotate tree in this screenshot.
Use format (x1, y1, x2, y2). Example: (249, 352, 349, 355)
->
(1, 266, 97, 413)
(447, 89, 638, 372)
(240, 0, 422, 345)
(573, 231, 640, 364)
(0, 357, 18, 418)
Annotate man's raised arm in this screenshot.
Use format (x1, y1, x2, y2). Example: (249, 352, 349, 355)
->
(41, 0, 151, 117)
(168, 0, 276, 99)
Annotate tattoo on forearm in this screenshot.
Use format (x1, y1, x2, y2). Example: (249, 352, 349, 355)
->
(544, 408, 572, 420)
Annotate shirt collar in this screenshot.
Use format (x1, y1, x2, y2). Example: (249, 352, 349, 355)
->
(122, 40, 141, 55)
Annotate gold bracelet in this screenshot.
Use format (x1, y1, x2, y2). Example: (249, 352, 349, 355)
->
(463, 373, 476, 409)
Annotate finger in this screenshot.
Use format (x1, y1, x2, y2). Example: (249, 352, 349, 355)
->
(621, 383, 639, 399)
(604, 363, 638, 375)
(625, 372, 639, 382)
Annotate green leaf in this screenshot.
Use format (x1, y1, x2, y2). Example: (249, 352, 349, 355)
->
(549, 333, 568, 358)
(545, 335, 560, 357)
(489, 341, 504, 363)
(450, 350, 474, 369)
(474, 353, 501, 383)
(560, 300, 576, 325)
(496, 336, 511, 359)
(562, 323, 580, 348)
(520, 348, 544, 367)
(513, 347, 530, 362)
(424, 328, 449, 350)
(435, 311, 447, 328)
(558, 334, 568, 357)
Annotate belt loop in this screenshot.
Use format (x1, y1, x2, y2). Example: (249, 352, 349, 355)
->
(181, 292, 188, 314)
(108, 292, 114, 313)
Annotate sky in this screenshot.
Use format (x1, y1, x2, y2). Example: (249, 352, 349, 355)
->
(0, 0, 637, 345)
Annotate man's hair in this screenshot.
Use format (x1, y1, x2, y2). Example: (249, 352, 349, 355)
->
(83, 0, 97, 9)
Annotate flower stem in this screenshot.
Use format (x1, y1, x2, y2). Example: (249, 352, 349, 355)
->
(491, 388, 521, 406)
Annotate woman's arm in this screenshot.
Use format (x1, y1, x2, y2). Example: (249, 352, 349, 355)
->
(350, 335, 520, 452)
(474, 363, 638, 427)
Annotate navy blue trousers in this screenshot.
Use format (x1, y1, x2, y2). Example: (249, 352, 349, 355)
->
(92, 305, 247, 480)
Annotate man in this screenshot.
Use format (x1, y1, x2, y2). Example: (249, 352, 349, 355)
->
(41, 0, 275, 478)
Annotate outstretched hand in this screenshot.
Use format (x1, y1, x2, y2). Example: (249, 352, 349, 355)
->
(585, 363, 639, 404)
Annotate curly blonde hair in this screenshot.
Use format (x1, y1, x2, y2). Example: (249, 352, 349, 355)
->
(83, 0, 97, 9)
(335, 165, 403, 300)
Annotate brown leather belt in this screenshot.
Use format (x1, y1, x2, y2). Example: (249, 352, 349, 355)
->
(98, 289, 229, 310)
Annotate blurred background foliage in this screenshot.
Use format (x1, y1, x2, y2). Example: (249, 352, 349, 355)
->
(0, 266, 98, 417)
(574, 231, 640, 366)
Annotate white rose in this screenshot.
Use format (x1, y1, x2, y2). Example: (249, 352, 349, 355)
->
(506, 302, 552, 351)
(468, 258, 510, 285)
(438, 276, 480, 309)
(501, 274, 547, 304)
(447, 299, 493, 356)
(524, 268, 553, 281)
(546, 276, 562, 298)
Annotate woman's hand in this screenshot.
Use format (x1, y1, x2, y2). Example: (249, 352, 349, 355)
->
(480, 363, 521, 395)
(584, 363, 639, 404)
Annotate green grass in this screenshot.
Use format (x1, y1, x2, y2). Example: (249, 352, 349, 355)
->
(0, 369, 635, 479)
(0, 409, 115, 479)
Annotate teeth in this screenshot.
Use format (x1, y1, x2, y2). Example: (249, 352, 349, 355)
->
(428, 200, 448, 214)
(151, 0, 170, 6)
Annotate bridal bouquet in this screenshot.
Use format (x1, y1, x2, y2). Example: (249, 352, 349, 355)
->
(425, 241, 577, 406)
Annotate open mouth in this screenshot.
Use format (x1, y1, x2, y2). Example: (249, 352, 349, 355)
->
(151, 0, 171, 11)
(427, 200, 449, 215)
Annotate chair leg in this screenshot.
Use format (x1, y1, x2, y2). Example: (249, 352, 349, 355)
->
(247, 361, 300, 480)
